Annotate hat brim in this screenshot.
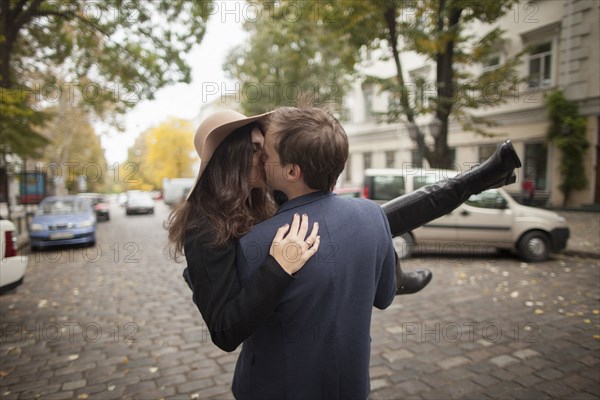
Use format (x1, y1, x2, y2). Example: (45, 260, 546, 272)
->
(185, 110, 274, 201)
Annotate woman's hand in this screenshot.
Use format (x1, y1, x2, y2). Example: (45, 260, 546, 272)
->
(270, 213, 320, 275)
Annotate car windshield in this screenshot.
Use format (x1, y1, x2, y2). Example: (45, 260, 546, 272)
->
(37, 199, 88, 215)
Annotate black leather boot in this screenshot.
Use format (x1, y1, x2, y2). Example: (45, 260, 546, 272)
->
(396, 266, 432, 295)
(383, 140, 521, 238)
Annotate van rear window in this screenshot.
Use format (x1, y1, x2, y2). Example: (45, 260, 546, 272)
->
(414, 175, 442, 190)
(372, 176, 405, 201)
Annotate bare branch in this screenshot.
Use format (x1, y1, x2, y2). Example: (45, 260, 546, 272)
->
(14, 0, 44, 33)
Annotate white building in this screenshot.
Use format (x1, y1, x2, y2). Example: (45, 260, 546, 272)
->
(340, 0, 600, 208)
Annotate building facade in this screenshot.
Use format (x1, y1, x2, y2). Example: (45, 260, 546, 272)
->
(340, 0, 600, 208)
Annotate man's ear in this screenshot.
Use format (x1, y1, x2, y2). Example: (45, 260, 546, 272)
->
(284, 164, 302, 183)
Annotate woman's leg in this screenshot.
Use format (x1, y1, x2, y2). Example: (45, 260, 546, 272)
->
(390, 140, 521, 295)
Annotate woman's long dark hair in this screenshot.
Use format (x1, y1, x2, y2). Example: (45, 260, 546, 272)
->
(165, 124, 276, 262)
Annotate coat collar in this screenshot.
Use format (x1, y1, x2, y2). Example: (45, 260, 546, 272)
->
(275, 191, 334, 215)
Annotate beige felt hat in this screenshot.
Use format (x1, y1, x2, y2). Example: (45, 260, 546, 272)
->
(185, 109, 274, 201)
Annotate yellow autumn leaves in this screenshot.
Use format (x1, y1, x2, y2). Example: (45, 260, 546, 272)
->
(123, 117, 196, 191)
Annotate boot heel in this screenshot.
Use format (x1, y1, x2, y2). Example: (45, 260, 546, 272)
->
(488, 172, 517, 190)
(506, 173, 517, 185)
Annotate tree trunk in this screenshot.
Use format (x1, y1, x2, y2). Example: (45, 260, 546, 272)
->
(432, 0, 462, 169)
(0, 0, 14, 89)
(383, 3, 429, 164)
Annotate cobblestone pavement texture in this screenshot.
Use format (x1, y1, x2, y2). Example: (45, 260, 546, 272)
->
(556, 211, 600, 257)
(0, 202, 598, 399)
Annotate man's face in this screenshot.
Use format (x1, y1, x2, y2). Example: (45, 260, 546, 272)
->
(262, 128, 287, 191)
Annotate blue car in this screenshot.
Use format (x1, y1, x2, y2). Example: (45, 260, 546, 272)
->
(29, 196, 96, 250)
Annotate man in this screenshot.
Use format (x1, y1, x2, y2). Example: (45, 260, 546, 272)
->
(234, 106, 395, 399)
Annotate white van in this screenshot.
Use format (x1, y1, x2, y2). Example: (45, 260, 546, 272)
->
(163, 178, 195, 208)
(362, 168, 569, 262)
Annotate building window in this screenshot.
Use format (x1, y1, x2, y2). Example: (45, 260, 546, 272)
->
(385, 151, 395, 168)
(363, 152, 372, 170)
(482, 52, 502, 72)
(528, 42, 552, 88)
(409, 65, 431, 110)
(524, 142, 548, 191)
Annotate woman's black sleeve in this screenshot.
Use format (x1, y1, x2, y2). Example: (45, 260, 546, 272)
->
(183, 233, 294, 352)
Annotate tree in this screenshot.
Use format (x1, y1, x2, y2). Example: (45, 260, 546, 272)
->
(121, 117, 194, 191)
(223, 1, 357, 115)
(143, 117, 195, 189)
(326, 0, 522, 168)
(38, 95, 108, 195)
(1, 0, 211, 156)
(546, 91, 589, 207)
(122, 131, 153, 192)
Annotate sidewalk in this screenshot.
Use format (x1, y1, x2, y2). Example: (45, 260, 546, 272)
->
(557, 211, 600, 258)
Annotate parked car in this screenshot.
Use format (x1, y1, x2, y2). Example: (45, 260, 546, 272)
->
(125, 192, 155, 215)
(77, 193, 110, 221)
(362, 168, 569, 262)
(1, 218, 27, 294)
(29, 196, 96, 250)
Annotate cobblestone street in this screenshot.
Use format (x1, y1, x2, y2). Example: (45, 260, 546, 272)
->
(1, 201, 599, 399)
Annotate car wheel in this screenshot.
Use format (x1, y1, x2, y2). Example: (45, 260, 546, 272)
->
(392, 233, 414, 260)
(518, 231, 550, 262)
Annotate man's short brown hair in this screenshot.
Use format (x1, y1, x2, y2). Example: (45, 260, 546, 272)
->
(266, 106, 349, 192)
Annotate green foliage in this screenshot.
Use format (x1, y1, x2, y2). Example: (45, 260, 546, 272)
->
(546, 91, 589, 205)
(1, 0, 211, 157)
(395, 0, 522, 122)
(260, 0, 522, 168)
(38, 98, 108, 193)
(223, 1, 356, 115)
(0, 87, 51, 156)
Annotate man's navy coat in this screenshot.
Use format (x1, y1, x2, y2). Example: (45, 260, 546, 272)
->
(233, 191, 397, 399)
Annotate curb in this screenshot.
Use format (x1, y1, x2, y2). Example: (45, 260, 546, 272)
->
(561, 249, 600, 259)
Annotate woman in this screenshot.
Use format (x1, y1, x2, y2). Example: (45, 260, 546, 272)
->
(165, 109, 320, 352)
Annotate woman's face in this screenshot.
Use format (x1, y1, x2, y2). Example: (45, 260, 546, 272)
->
(250, 127, 266, 189)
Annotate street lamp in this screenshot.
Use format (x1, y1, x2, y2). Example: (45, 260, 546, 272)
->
(406, 122, 423, 168)
(429, 118, 442, 138)
(407, 122, 419, 141)
(406, 118, 443, 168)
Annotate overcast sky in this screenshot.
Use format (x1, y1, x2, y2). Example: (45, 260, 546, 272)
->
(100, 3, 249, 164)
